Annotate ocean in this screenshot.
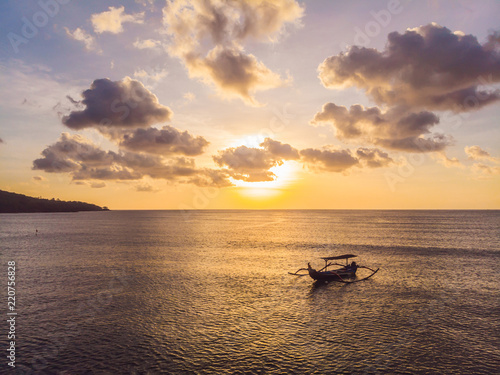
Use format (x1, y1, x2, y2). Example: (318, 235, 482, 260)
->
(1, 210, 499, 374)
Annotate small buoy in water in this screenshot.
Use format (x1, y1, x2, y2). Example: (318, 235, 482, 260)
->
(36, 229, 38, 236)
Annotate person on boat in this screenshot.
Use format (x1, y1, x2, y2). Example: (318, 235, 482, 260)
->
(349, 261, 358, 271)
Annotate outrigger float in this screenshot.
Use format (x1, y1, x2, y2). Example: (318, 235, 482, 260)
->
(289, 254, 379, 283)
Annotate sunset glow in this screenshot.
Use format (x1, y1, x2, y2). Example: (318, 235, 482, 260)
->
(1, 1, 499, 209)
(232, 161, 298, 190)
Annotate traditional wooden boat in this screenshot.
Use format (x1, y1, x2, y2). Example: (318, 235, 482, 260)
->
(289, 254, 379, 283)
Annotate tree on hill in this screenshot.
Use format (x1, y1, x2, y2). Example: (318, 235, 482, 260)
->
(0, 190, 110, 213)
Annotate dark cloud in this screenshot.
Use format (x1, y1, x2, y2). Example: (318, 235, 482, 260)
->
(313, 24, 500, 156)
(66, 95, 81, 105)
(318, 23, 500, 112)
(355, 148, 394, 168)
(32, 134, 86, 173)
(33, 133, 138, 178)
(376, 134, 452, 153)
(119, 126, 209, 156)
(163, 0, 303, 104)
(62, 77, 172, 130)
(485, 30, 500, 51)
(312, 102, 450, 152)
(299, 148, 359, 173)
(33, 133, 231, 187)
(300, 146, 393, 172)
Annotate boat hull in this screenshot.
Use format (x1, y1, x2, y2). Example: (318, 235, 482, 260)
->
(308, 267, 356, 282)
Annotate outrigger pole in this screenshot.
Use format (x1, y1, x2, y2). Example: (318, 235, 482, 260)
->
(329, 267, 379, 284)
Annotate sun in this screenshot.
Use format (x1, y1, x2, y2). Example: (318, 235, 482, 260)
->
(224, 134, 300, 198)
(232, 160, 299, 198)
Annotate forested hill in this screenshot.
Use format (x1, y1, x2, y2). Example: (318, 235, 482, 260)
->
(0, 190, 109, 213)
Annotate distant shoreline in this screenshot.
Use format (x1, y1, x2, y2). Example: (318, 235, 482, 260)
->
(0, 190, 109, 213)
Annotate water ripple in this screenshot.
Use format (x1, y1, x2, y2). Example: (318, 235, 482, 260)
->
(1, 210, 498, 374)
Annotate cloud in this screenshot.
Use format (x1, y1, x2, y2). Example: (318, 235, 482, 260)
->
(433, 152, 463, 168)
(66, 95, 81, 106)
(485, 30, 500, 51)
(260, 137, 300, 159)
(183, 92, 195, 102)
(299, 146, 393, 173)
(91, 6, 144, 34)
(375, 134, 453, 153)
(465, 145, 497, 162)
(135, 0, 156, 8)
(183, 46, 287, 105)
(312, 102, 451, 152)
(62, 77, 172, 130)
(318, 23, 500, 112)
(119, 126, 209, 156)
(472, 163, 500, 176)
(133, 67, 169, 89)
(135, 182, 159, 192)
(213, 145, 281, 182)
(91, 182, 106, 188)
(133, 69, 168, 81)
(133, 39, 162, 49)
(299, 148, 359, 173)
(33, 133, 116, 174)
(64, 27, 99, 52)
(33, 133, 230, 187)
(213, 138, 299, 182)
(187, 168, 232, 187)
(313, 24, 500, 158)
(163, 0, 303, 104)
(464, 146, 500, 177)
(33, 176, 45, 181)
(213, 138, 391, 181)
(164, 0, 304, 53)
(355, 148, 394, 168)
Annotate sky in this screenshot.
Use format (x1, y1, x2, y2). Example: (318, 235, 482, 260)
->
(0, 0, 499, 209)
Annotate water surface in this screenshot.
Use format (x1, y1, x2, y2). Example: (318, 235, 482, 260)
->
(1, 210, 499, 374)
